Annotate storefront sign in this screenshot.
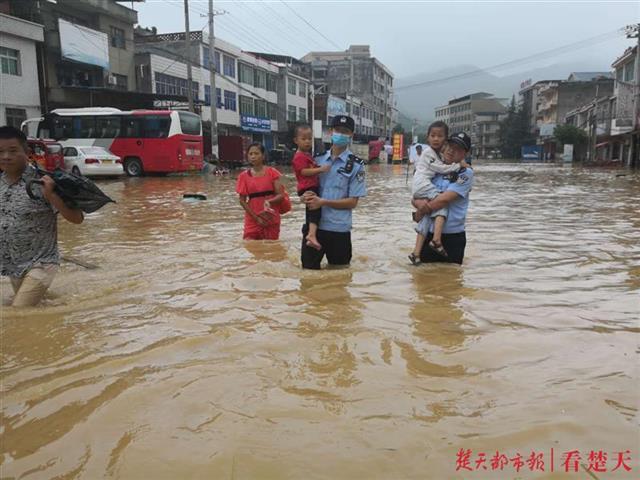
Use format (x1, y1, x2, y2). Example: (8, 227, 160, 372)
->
(327, 95, 347, 117)
(392, 134, 404, 162)
(241, 115, 271, 133)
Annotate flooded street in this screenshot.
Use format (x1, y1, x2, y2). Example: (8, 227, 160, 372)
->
(1, 162, 639, 479)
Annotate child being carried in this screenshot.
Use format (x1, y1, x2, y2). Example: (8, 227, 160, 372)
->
(409, 121, 468, 264)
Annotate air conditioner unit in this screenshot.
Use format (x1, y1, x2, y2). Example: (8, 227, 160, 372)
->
(107, 74, 117, 85)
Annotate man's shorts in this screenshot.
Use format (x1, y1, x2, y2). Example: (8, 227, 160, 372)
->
(301, 225, 352, 270)
(8, 264, 58, 307)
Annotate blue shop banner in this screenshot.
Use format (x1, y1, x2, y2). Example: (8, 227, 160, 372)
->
(241, 115, 271, 133)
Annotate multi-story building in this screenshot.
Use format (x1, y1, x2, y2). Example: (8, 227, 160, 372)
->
(536, 73, 614, 158)
(1, 0, 143, 110)
(246, 53, 311, 144)
(434, 92, 506, 157)
(610, 45, 638, 166)
(0, 11, 44, 128)
(473, 111, 506, 158)
(565, 96, 614, 161)
(135, 31, 293, 150)
(301, 45, 394, 139)
(519, 79, 561, 137)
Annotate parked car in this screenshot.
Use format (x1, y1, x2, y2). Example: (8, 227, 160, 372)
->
(62, 146, 124, 177)
(269, 144, 294, 165)
(27, 138, 65, 171)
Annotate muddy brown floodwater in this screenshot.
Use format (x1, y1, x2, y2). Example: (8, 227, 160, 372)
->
(1, 162, 639, 479)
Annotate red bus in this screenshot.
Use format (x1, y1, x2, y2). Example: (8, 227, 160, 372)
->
(23, 108, 203, 176)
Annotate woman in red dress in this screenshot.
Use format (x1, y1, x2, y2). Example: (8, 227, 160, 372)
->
(236, 143, 284, 240)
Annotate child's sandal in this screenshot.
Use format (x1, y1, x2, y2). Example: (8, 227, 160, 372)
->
(428, 240, 448, 258)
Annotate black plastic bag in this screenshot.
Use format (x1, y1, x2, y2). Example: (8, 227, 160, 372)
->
(26, 167, 116, 214)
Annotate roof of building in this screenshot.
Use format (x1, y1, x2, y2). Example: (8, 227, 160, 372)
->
(567, 72, 614, 82)
(247, 52, 305, 67)
(612, 45, 638, 68)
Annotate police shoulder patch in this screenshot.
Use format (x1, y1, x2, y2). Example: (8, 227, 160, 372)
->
(356, 169, 365, 182)
(456, 174, 469, 185)
(349, 154, 364, 165)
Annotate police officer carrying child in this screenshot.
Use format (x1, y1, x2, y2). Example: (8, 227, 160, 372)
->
(301, 115, 367, 269)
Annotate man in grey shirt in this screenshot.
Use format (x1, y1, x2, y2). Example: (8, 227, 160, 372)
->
(0, 126, 84, 307)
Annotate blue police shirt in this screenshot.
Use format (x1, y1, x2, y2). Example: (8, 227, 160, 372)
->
(315, 149, 367, 232)
(429, 167, 474, 234)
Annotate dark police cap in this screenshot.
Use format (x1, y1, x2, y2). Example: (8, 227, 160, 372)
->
(330, 115, 355, 132)
(448, 132, 471, 151)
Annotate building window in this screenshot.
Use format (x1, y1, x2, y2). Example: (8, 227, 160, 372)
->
(203, 47, 221, 71)
(267, 74, 277, 92)
(255, 99, 267, 118)
(223, 55, 235, 78)
(110, 26, 126, 49)
(239, 95, 254, 115)
(239, 63, 254, 86)
(254, 69, 266, 90)
(287, 105, 296, 121)
(298, 107, 307, 121)
(155, 72, 199, 100)
(288, 77, 296, 95)
(224, 90, 237, 111)
(5, 108, 26, 128)
(299, 81, 307, 98)
(268, 102, 277, 120)
(109, 73, 127, 91)
(0, 47, 20, 75)
(624, 59, 635, 82)
(204, 86, 223, 107)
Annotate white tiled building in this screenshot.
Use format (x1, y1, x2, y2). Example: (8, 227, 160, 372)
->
(135, 32, 296, 150)
(0, 13, 44, 128)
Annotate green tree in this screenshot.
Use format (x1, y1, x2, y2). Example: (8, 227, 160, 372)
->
(553, 124, 588, 146)
(499, 95, 535, 158)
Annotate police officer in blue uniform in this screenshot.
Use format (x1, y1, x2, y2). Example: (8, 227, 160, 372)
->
(301, 115, 367, 269)
(414, 132, 474, 265)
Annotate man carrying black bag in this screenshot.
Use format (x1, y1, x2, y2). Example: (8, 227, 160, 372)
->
(0, 126, 84, 307)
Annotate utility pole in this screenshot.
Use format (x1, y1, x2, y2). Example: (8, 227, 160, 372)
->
(205, 0, 226, 158)
(310, 84, 327, 154)
(184, 0, 194, 112)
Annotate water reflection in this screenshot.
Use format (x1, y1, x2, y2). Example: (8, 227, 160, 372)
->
(409, 266, 469, 350)
(1, 163, 638, 479)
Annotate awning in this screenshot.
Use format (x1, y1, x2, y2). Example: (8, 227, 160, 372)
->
(595, 141, 609, 148)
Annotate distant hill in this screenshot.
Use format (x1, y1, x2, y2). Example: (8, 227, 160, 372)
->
(395, 61, 613, 122)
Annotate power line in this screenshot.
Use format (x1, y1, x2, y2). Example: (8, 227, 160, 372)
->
(233, 0, 319, 52)
(164, 0, 293, 54)
(278, 0, 342, 50)
(396, 28, 626, 91)
(259, 1, 326, 51)
(220, 13, 284, 53)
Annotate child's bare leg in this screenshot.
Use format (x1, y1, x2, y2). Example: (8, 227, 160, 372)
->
(306, 222, 322, 250)
(429, 216, 448, 257)
(414, 232, 426, 256)
(432, 216, 445, 245)
(409, 232, 426, 265)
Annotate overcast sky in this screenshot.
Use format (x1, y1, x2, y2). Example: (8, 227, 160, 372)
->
(133, 1, 639, 79)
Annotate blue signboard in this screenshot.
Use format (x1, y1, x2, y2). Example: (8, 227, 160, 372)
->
(241, 115, 271, 133)
(327, 95, 347, 117)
